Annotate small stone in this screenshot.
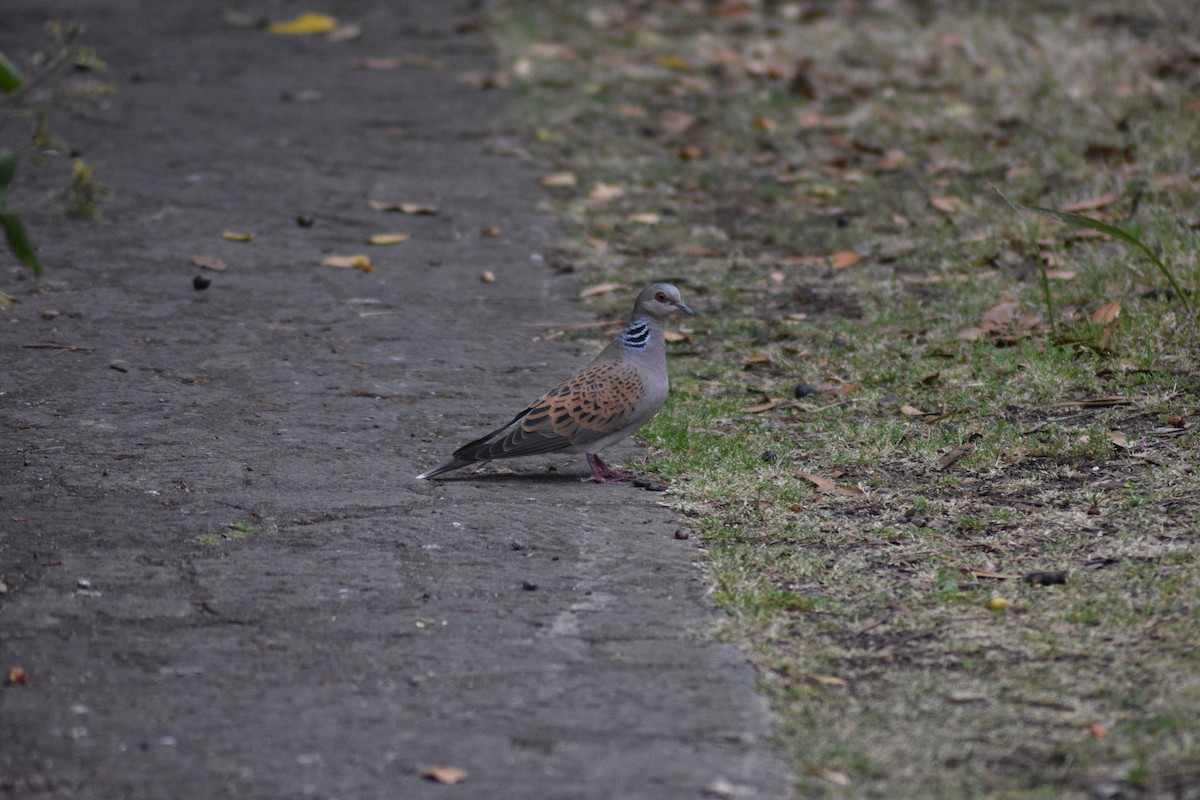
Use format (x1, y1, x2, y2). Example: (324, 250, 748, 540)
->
(193, 275, 211, 290)
(41, 309, 61, 320)
(794, 383, 816, 398)
(296, 215, 314, 228)
(521, 580, 538, 591)
(761, 450, 777, 462)
(674, 529, 690, 540)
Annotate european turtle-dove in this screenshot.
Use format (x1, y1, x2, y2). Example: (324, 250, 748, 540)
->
(416, 283, 693, 483)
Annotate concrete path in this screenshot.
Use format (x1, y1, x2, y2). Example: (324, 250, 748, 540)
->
(0, 2, 792, 797)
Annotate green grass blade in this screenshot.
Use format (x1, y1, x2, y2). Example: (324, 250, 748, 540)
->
(1024, 204, 1193, 313)
(1, 212, 42, 276)
(0, 50, 24, 93)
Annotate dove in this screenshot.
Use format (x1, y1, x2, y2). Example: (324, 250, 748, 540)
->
(417, 283, 693, 483)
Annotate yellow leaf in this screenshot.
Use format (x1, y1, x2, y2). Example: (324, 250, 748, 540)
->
(268, 13, 337, 35)
(320, 254, 374, 272)
(367, 233, 410, 245)
(222, 231, 253, 242)
(986, 596, 1011, 611)
(654, 54, 691, 70)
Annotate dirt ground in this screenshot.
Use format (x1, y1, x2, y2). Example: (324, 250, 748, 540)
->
(0, 2, 792, 798)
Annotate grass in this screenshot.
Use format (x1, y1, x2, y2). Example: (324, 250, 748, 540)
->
(489, 1, 1200, 796)
(196, 522, 269, 547)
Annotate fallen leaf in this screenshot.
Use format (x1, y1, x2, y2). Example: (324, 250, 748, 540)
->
(740, 355, 770, 365)
(1061, 192, 1117, 212)
(741, 399, 781, 414)
(980, 301, 1018, 330)
(677, 145, 702, 161)
(1066, 396, 1131, 408)
(368, 200, 438, 215)
(192, 255, 227, 271)
(948, 691, 987, 704)
(663, 330, 690, 343)
(268, 13, 337, 35)
(481, 226, 502, 238)
(654, 54, 691, 70)
(421, 765, 467, 785)
(930, 195, 965, 214)
(752, 115, 777, 132)
(367, 233, 409, 245)
(961, 569, 1021, 580)
(588, 182, 624, 203)
(658, 109, 696, 136)
(1090, 723, 1109, 740)
(539, 171, 577, 188)
(320, 254, 374, 272)
(1044, 269, 1076, 280)
(480, 270, 496, 284)
(580, 282, 628, 298)
(875, 149, 905, 170)
(936, 443, 974, 470)
(682, 245, 723, 257)
(781, 250, 860, 269)
(628, 212, 661, 225)
(222, 231, 253, 242)
(797, 472, 864, 497)
(6, 666, 27, 685)
(1091, 300, 1121, 325)
(900, 404, 933, 416)
(805, 767, 850, 786)
(1107, 430, 1130, 448)
(805, 673, 848, 687)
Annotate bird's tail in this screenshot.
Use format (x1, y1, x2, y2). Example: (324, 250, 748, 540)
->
(415, 458, 475, 480)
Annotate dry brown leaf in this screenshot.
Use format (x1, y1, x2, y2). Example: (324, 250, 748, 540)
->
(222, 231, 253, 242)
(367, 233, 410, 245)
(936, 443, 974, 470)
(663, 330, 690, 343)
(1061, 192, 1117, 212)
(614, 104, 647, 118)
(961, 568, 1021, 580)
(368, 200, 438, 215)
(980, 301, 1018, 330)
(1091, 300, 1121, 325)
(421, 765, 467, 785)
(1107, 430, 1130, 448)
(1066, 396, 1131, 408)
(805, 767, 850, 786)
(192, 255, 227, 272)
(875, 149, 905, 170)
(320, 254, 374, 272)
(900, 404, 933, 416)
(797, 471, 864, 496)
(539, 172, 577, 188)
(580, 282, 628, 299)
(682, 245, 723, 257)
(1045, 269, 1076, 280)
(781, 250, 860, 269)
(481, 226, 502, 238)
(588, 182, 625, 203)
(658, 109, 697, 136)
(948, 691, 987, 704)
(1090, 723, 1109, 740)
(740, 355, 770, 365)
(677, 145, 702, 161)
(629, 212, 661, 225)
(806, 673, 848, 687)
(741, 399, 781, 414)
(930, 195, 965, 214)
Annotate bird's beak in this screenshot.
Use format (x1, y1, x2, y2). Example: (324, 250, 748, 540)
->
(675, 301, 694, 316)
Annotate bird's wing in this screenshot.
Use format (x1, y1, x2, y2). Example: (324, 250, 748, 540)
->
(452, 358, 646, 462)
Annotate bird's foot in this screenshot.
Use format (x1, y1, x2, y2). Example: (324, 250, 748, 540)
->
(583, 454, 627, 484)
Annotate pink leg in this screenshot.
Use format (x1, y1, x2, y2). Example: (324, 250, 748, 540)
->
(583, 453, 627, 484)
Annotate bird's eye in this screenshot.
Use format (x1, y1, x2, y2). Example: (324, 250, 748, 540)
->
(655, 292, 667, 303)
